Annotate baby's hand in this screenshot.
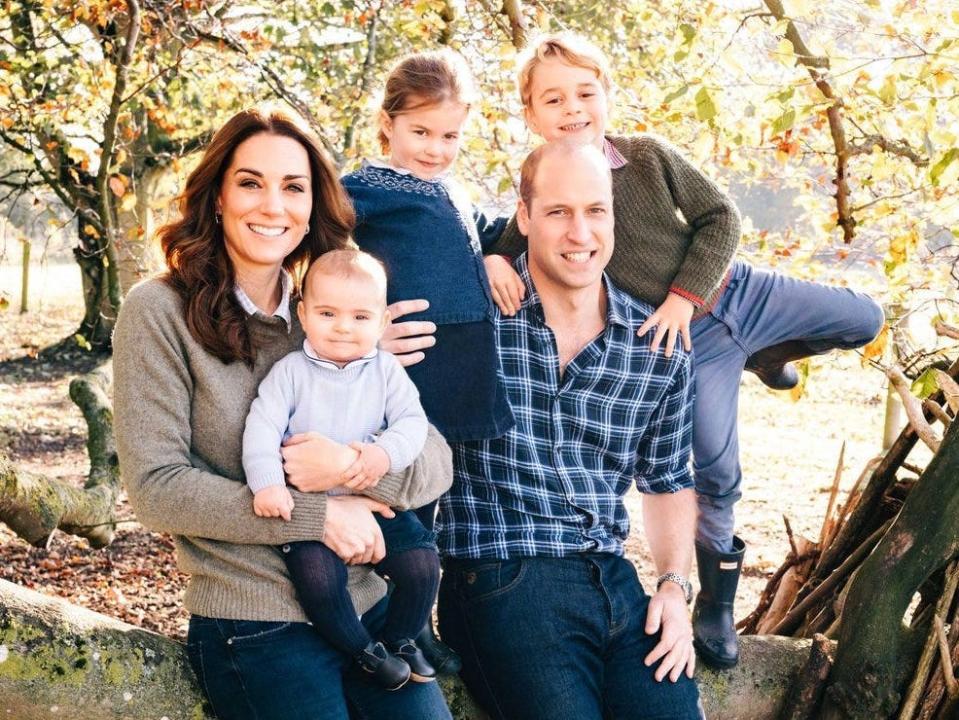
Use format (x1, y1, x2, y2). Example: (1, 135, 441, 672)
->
(636, 293, 695, 358)
(253, 485, 295, 521)
(484, 255, 525, 316)
(341, 442, 391, 491)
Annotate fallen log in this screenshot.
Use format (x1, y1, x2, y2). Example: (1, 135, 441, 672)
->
(0, 579, 816, 720)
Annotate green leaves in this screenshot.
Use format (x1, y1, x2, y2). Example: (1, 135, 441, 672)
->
(695, 87, 716, 122)
(930, 148, 959, 187)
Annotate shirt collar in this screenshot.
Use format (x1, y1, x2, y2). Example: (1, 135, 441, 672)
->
(514, 253, 630, 329)
(234, 271, 293, 328)
(603, 137, 628, 169)
(301, 339, 378, 371)
(364, 157, 452, 182)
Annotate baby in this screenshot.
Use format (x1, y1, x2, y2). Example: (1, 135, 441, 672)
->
(242, 249, 439, 691)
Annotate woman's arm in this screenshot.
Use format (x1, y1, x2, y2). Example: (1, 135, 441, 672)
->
(113, 281, 328, 545)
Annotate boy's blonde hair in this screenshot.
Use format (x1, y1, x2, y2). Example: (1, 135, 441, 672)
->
(378, 49, 477, 153)
(302, 249, 388, 305)
(516, 33, 612, 108)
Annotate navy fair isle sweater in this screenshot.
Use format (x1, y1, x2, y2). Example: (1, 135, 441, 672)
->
(342, 163, 506, 324)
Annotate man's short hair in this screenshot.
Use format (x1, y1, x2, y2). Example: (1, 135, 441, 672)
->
(302, 248, 388, 304)
(516, 33, 612, 108)
(519, 140, 612, 209)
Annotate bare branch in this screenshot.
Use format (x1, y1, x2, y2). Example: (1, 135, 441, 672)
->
(886, 366, 941, 453)
(848, 134, 928, 166)
(936, 321, 959, 341)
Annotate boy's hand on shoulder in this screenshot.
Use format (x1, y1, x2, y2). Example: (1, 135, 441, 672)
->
(253, 485, 295, 521)
(341, 442, 391, 491)
(484, 254, 525, 316)
(637, 293, 694, 358)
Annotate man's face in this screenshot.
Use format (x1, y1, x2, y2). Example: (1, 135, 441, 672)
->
(517, 151, 614, 298)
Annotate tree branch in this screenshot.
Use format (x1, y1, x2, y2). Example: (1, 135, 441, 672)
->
(887, 366, 941, 453)
(848, 134, 928, 166)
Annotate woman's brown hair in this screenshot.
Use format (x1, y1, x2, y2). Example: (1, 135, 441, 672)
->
(158, 106, 354, 366)
(378, 49, 477, 153)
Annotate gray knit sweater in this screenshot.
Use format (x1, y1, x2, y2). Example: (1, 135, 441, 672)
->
(492, 134, 741, 309)
(113, 279, 452, 622)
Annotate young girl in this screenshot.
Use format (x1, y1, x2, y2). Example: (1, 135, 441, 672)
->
(483, 33, 884, 670)
(341, 49, 515, 671)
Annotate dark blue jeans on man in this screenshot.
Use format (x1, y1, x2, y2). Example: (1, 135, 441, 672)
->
(438, 552, 703, 720)
(186, 595, 451, 720)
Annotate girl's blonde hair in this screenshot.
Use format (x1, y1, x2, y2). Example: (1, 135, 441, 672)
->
(378, 49, 477, 153)
(516, 33, 612, 108)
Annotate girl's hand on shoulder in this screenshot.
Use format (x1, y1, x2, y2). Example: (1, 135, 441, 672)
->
(636, 293, 695, 358)
(283, 432, 359, 492)
(380, 299, 436, 367)
(484, 255, 525, 316)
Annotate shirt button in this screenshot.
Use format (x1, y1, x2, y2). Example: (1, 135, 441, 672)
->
(465, 572, 477, 585)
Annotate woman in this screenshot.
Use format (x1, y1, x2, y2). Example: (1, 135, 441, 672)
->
(112, 106, 453, 720)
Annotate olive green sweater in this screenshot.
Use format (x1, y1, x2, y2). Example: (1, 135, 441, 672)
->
(492, 134, 741, 310)
(113, 279, 452, 622)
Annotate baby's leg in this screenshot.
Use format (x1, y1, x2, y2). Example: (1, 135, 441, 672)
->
(282, 541, 372, 656)
(375, 511, 440, 644)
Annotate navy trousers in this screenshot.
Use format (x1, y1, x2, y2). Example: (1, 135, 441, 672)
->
(438, 553, 703, 720)
(691, 261, 884, 551)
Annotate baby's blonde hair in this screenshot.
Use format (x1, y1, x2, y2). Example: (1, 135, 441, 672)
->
(516, 33, 612, 108)
(302, 249, 387, 305)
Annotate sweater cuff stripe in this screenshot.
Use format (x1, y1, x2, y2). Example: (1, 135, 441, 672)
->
(668, 286, 705, 306)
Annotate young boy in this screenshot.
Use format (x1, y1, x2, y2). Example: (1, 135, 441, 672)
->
(484, 33, 884, 669)
(243, 249, 439, 690)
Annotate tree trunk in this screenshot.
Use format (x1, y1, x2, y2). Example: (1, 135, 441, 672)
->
(0, 364, 118, 548)
(0, 577, 816, 720)
(115, 164, 165, 295)
(821, 420, 959, 719)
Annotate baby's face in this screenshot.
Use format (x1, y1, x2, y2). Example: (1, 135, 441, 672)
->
(297, 272, 387, 366)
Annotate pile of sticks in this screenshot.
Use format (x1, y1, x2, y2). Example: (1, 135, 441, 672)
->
(738, 357, 959, 720)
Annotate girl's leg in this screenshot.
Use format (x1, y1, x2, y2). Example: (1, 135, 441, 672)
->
(282, 541, 372, 656)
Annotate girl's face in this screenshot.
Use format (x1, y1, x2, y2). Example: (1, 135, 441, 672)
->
(524, 56, 609, 149)
(217, 132, 312, 277)
(380, 99, 469, 180)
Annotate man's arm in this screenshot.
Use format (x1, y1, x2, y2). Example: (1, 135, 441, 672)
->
(642, 488, 697, 682)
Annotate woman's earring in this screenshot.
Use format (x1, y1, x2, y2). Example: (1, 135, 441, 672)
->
(304, 223, 310, 235)
(214, 212, 222, 224)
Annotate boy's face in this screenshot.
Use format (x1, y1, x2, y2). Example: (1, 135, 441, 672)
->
(524, 57, 609, 148)
(297, 272, 388, 366)
(380, 100, 470, 180)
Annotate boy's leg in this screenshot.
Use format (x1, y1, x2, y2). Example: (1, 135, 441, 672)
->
(281, 541, 373, 656)
(375, 511, 440, 644)
(731, 264, 884, 369)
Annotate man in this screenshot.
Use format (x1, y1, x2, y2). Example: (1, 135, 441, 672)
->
(435, 141, 703, 720)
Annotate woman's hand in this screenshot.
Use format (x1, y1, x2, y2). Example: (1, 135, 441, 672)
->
(282, 432, 359, 492)
(636, 293, 695, 358)
(380, 299, 436, 367)
(323, 496, 395, 565)
(484, 255, 525, 316)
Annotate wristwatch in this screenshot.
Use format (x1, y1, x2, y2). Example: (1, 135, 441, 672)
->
(656, 572, 694, 604)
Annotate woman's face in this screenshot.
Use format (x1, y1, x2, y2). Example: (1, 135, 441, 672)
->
(217, 132, 313, 277)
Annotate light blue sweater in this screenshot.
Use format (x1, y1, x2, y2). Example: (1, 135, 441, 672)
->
(243, 342, 428, 494)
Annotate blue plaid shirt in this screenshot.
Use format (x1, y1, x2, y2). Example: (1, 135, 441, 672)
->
(437, 254, 694, 559)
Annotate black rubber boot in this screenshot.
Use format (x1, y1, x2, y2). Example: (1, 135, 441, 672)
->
(693, 536, 745, 669)
(355, 640, 411, 691)
(389, 638, 436, 683)
(744, 340, 817, 391)
(415, 623, 462, 676)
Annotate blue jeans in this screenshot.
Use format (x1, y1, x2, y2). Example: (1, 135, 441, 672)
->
(186, 596, 452, 720)
(438, 553, 703, 720)
(691, 261, 884, 551)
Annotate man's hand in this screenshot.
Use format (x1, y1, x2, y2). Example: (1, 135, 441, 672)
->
(341, 442, 391, 491)
(636, 293, 695, 358)
(644, 582, 696, 682)
(253, 485, 295, 521)
(380, 299, 436, 367)
(484, 255, 525, 316)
